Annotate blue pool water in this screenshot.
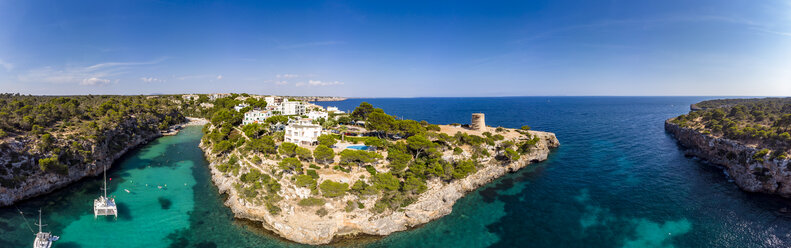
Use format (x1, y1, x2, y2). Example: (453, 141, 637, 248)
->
(346, 145, 371, 151)
(3, 97, 791, 247)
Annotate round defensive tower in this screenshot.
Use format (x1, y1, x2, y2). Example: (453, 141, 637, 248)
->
(471, 113, 485, 131)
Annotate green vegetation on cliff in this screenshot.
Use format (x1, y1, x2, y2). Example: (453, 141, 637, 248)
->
(203, 100, 544, 215)
(0, 93, 185, 188)
(671, 97, 791, 157)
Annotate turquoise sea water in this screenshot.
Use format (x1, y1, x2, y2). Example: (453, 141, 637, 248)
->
(2, 97, 791, 247)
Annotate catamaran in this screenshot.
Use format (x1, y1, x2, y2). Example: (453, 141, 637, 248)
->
(93, 164, 118, 218)
(33, 209, 59, 248)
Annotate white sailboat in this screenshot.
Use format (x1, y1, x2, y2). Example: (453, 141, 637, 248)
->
(93, 164, 118, 218)
(33, 209, 59, 248)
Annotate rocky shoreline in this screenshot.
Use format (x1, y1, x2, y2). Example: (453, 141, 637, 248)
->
(665, 120, 791, 197)
(0, 117, 203, 206)
(200, 131, 559, 245)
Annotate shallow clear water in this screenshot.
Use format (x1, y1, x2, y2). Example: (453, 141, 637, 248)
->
(3, 97, 791, 247)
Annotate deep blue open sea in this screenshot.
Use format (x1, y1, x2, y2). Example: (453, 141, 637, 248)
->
(3, 97, 791, 247)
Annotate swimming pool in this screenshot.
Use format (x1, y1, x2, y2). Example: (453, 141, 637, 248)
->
(346, 145, 370, 150)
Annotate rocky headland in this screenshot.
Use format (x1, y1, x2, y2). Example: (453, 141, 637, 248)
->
(665, 120, 791, 196)
(0, 116, 197, 206)
(665, 98, 791, 197)
(200, 126, 559, 245)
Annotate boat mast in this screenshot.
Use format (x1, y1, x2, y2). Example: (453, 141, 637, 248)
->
(36, 209, 43, 233)
(103, 164, 107, 199)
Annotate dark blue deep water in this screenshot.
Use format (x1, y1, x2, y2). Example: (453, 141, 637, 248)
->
(317, 97, 791, 248)
(3, 97, 791, 247)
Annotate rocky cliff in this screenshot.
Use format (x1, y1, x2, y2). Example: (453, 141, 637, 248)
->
(665, 120, 791, 197)
(201, 131, 559, 245)
(0, 117, 188, 206)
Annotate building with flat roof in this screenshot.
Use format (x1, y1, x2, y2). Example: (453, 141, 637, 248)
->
(243, 110, 273, 125)
(284, 118, 322, 145)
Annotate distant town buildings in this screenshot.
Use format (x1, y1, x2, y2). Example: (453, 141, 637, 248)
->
(182, 94, 199, 101)
(284, 118, 322, 145)
(209, 93, 231, 101)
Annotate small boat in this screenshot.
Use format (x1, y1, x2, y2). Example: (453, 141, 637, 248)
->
(93, 165, 118, 218)
(124, 189, 131, 193)
(33, 209, 59, 248)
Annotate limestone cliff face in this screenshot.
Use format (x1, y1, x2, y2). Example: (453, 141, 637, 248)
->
(665, 120, 791, 197)
(201, 131, 559, 245)
(0, 117, 179, 206)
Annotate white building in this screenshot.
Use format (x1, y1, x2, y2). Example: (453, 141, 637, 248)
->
(182, 94, 199, 101)
(264, 96, 285, 106)
(209, 93, 231, 101)
(279, 101, 306, 115)
(243, 110, 273, 125)
(284, 118, 322, 146)
(307, 111, 328, 120)
(326, 106, 345, 114)
(233, 103, 250, 112)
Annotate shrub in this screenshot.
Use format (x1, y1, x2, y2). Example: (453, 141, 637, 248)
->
(339, 149, 382, 166)
(319, 180, 349, 197)
(313, 145, 335, 164)
(295, 174, 317, 189)
(39, 156, 67, 175)
(212, 140, 233, 154)
(373, 172, 400, 191)
(317, 134, 337, 147)
(316, 208, 329, 217)
(453, 147, 463, 155)
(753, 149, 770, 163)
(520, 125, 531, 131)
(278, 157, 302, 172)
(345, 200, 356, 212)
(296, 147, 313, 161)
(298, 197, 325, 206)
(278, 142, 298, 157)
(306, 169, 319, 179)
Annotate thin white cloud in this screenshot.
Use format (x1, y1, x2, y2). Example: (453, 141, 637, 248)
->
(295, 80, 344, 87)
(140, 77, 165, 83)
(18, 58, 166, 85)
(0, 59, 13, 71)
(275, 80, 289, 85)
(752, 28, 791, 37)
(277, 41, 345, 49)
(216, 75, 223, 80)
(276, 74, 300, 78)
(81, 77, 111, 86)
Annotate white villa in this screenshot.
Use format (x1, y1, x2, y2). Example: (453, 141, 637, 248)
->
(284, 118, 322, 145)
(243, 110, 273, 125)
(265, 96, 285, 106)
(209, 93, 231, 101)
(182, 94, 199, 101)
(279, 101, 306, 116)
(307, 111, 328, 120)
(327, 106, 345, 113)
(233, 103, 250, 112)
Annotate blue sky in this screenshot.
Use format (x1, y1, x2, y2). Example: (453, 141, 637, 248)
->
(0, 0, 790, 97)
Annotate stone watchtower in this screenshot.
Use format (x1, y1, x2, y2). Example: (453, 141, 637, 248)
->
(471, 113, 485, 131)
